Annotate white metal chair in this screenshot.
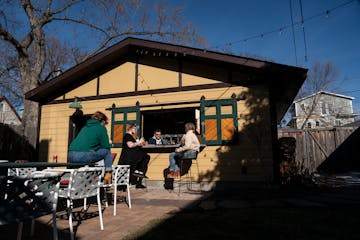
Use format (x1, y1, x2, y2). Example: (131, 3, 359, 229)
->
(45, 167, 104, 240)
(0, 171, 60, 240)
(8, 167, 37, 177)
(102, 165, 131, 216)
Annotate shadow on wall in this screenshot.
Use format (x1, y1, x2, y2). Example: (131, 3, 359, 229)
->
(198, 87, 276, 188)
(317, 126, 360, 174)
(39, 139, 51, 162)
(0, 123, 36, 162)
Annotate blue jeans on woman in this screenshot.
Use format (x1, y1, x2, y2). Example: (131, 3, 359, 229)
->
(169, 152, 184, 172)
(68, 148, 112, 171)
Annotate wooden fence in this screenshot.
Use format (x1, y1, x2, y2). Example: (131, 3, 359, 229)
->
(278, 127, 357, 173)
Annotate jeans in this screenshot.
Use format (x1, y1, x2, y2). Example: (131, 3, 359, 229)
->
(68, 149, 112, 171)
(169, 152, 184, 171)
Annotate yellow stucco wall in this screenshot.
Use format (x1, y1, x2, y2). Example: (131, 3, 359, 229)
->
(39, 62, 273, 183)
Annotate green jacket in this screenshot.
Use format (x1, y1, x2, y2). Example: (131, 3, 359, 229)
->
(69, 119, 111, 151)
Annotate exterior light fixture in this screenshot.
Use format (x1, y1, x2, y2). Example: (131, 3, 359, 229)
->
(69, 97, 82, 109)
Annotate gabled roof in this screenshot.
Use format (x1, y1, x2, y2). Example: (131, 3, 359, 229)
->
(25, 37, 307, 120)
(0, 96, 22, 122)
(294, 91, 354, 103)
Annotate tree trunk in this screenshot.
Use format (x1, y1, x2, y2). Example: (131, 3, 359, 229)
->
(19, 56, 40, 148)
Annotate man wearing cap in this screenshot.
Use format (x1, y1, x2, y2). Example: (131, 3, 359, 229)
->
(68, 111, 113, 184)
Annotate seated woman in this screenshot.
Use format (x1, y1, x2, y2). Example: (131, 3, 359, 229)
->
(68, 111, 113, 184)
(119, 123, 150, 189)
(167, 122, 200, 178)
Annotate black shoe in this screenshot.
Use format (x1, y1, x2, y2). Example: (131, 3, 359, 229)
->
(132, 171, 149, 179)
(135, 183, 147, 189)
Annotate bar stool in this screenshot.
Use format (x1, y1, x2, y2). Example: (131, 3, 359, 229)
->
(177, 151, 200, 193)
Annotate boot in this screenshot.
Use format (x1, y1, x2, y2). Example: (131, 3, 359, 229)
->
(104, 172, 112, 185)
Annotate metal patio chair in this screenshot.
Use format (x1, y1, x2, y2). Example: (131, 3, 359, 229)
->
(45, 166, 104, 240)
(102, 165, 131, 216)
(0, 171, 61, 240)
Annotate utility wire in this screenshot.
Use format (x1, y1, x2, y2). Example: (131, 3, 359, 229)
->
(208, 0, 356, 52)
(289, 0, 298, 65)
(299, 0, 308, 62)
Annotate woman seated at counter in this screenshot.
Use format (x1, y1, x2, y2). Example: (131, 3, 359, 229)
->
(119, 123, 150, 189)
(167, 122, 200, 178)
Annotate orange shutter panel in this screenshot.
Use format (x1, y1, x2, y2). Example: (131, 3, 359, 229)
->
(221, 118, 234, 140)
(205, 119, 217, 141)
(113, 124, 123, 143)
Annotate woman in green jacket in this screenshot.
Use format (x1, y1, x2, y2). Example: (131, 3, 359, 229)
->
(68, 111, 112, 183)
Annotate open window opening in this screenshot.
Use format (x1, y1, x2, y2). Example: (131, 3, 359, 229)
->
(142, 107, 199, 144)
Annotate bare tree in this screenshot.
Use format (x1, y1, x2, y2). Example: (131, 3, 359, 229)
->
(0, 0, 205, 147)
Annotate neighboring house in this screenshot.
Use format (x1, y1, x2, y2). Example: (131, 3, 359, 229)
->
(25, 37, 307, 186)
(0, 96, 22, 126)
(291, 91, 357, 129)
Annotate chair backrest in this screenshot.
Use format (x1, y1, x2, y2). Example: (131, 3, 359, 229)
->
(0, 172, 60, 225)
(62, 167, 103, 200)
(112, 165, 130, 186)
(8, 167, 37, 177)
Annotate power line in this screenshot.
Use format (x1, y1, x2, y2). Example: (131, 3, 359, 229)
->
(289, 0, 298, 65)
(299, 0, 308, 62)
(208, 0, 356, 52)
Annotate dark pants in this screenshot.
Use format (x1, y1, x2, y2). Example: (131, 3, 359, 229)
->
(120, 151, 150, 185)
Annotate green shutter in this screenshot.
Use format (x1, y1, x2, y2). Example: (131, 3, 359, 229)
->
(200, 97, 238, 146)
(111, 105, 140, 147)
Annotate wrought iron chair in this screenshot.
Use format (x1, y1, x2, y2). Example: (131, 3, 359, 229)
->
(0, 171, 61, 240)
(102, 165, 131, 216)
(45, 167, 104, 240)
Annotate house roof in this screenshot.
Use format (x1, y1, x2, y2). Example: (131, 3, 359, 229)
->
(25, 37, 307, 121)
(0, 96, 22, 122)
(294, 91, 354, 103)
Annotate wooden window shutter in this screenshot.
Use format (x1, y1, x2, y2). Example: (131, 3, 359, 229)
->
(200, 96, 238, 145)
(111, 103, 140, 147)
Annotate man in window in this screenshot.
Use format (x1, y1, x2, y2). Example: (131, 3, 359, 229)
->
(148, 129, 169, 145)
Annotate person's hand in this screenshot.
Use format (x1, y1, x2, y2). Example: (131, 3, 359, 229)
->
(175, 148, 180, 152)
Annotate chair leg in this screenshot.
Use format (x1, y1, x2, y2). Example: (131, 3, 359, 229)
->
(84, 198, 87, 210)
(67, 199, 74, 240)
(16, 222, 23, 240)
(104, 188, 109, 208)
(127, 184, 132, 209)
(194, 160, 201, 191)
(97, 189, 104, 230)
(113, 184, 117, 216)
(30, 219, 35, 236)
(52, 210, 58, 240)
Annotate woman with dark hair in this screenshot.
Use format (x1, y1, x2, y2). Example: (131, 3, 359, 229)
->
(167, 122, 200, 178)
(68, 111, 113, 184)
(119, 123, 150, 189)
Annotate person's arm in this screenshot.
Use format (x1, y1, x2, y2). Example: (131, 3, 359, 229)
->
(126, 135, 145, 148)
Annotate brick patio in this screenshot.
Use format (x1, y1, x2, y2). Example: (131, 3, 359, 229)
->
(1, 187, 209, 240)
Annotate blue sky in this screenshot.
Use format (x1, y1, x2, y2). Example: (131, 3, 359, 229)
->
(170, 0, 360, 112)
